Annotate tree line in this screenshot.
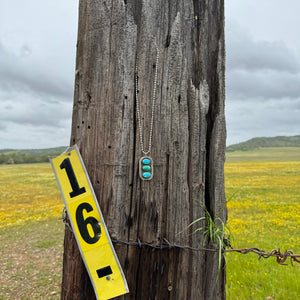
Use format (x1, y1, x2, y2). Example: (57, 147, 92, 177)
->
(0, 147, 66, 164)
(0, 153, 51, 164)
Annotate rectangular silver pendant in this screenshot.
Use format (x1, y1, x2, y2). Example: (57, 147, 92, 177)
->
(139, 156, 153, 180)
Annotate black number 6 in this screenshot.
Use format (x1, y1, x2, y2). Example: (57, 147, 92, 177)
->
(76, 202, 101, 244)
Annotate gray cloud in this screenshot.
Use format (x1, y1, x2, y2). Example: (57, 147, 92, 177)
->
(225, 18, 300, 145)
(0, 41, 74, 99)
(226, 98, 300, 144)
(0, 121, 71, 149)
(226, 21, 300, 101)
(0, 0, 299, 148)
(0, 92, 71, 129)
(227, 70, 300, 100)
(0, 0, 77, 149)
(227, 24, 300, 73)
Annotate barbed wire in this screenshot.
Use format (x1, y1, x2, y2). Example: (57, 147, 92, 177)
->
(61, 208, 300, 266)
(111, 238, 300, 266)
(225, 248, 300, 265)
(61, 207, 73, 233)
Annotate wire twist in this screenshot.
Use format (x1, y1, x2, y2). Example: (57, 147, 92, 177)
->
(61, 210, 300, 266)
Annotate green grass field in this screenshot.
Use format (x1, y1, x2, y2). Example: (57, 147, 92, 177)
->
(226, 146, 300, 162)
(225, 148, 300, 299)
(0, 163, 64, 299)
(0, 147, 299, 299)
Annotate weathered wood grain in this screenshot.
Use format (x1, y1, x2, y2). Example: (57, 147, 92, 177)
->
(62, 0, 226, 299)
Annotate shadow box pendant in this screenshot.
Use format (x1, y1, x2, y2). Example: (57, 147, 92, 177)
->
(139, 156, 153, 181)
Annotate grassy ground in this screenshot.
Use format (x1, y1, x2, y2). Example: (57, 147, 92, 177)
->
(0, 163, 64, 299)
(0, 147, 299, 299)
(0, 218, 64, 299)
(225, 148, 300, 299)
(0, 163, 63, 227)
(226, 147, 300, 162)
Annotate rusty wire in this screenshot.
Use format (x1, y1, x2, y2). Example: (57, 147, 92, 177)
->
(61, 209, 300, 266)
(61, 207, 73, 233)
(112, 239, 300, 266)
(225, 248, 300, 265)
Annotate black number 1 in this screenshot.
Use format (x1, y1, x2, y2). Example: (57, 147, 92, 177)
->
(60, 157, 86, 198)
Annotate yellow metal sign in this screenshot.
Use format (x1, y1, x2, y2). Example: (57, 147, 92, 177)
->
(50, 145, 129, 300)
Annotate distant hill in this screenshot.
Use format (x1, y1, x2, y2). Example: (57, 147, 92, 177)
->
(1, 135, 300, 164)
(0, 147, 66, 156)
(0, 146, 66, 164)
(227, 135, 300, 152)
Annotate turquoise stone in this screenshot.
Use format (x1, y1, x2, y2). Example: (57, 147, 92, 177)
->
(142, 165, 151, 171)
(142, 158, 151, 165)
(142, 172, 151, 178)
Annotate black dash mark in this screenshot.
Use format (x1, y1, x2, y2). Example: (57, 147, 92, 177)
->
(97, 266, 113, 278)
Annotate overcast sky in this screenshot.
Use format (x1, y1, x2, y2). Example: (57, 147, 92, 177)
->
(0, 0, 299, 149)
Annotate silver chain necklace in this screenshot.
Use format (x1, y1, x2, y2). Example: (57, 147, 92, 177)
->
(135, 48, 159, 181)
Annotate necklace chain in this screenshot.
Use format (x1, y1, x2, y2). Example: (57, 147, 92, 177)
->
(135, 48, 160, 155)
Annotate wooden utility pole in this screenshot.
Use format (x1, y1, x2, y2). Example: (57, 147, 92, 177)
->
(61, 0, 226, 299)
